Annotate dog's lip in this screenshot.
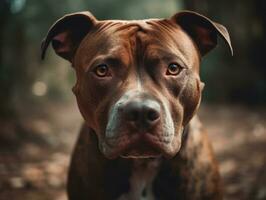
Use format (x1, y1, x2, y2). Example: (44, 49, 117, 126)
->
(105, 132, 173, 148)
(120, 154, 162, 159)
(106, 132, 173, 142)
(104, 132, 174, 159)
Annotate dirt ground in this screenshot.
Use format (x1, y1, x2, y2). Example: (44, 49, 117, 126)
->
(0, 101, 265, 200)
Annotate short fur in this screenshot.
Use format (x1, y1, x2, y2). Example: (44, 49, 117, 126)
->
(42, 10, 232, 200)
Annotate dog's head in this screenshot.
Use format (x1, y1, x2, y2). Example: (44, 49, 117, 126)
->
(42, 11, 232, 159)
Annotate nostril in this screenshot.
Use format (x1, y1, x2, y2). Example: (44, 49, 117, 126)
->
(123, 99, 161, 126)
(127, 109, 139, 121)
(147, 109, 160, 122)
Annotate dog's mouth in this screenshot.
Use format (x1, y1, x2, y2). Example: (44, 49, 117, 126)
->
(120, 140, 162, 159)
(102, 132, 174, 159)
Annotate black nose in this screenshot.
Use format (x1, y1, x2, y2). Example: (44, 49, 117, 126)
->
(123, 99, 161, 128)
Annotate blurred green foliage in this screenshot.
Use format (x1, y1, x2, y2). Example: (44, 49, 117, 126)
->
(0, 0, 180, 118)
(0, 0, 265, 118)
(184, 0, 266, 104)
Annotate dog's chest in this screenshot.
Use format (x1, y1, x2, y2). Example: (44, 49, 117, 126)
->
(117, 159, 160, 200)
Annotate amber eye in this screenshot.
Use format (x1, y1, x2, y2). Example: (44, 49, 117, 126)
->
(94, 64, 109, 77)
(166, 63, 182, 75)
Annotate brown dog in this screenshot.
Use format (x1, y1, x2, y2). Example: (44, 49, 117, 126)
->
(41, 10, 232, 200)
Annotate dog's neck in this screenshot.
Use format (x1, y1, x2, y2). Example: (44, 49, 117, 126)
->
(117, 158, 160, 200)
(85, 117, 202, 199)
(115, 123, 192, 200)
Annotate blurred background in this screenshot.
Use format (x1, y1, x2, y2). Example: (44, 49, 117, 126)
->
(0, 0, 265, 199)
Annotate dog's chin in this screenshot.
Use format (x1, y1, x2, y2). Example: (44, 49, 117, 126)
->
(120, 154, 162, 159)
(101, 142, 162, 159)
(120, 144, 162, 159)
(101, 134, 181, 160)
(104, 146, 178, 160)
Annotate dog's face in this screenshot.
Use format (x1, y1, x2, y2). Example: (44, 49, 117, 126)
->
(42, 11, 232, 159)
(73, 20, 203, 159)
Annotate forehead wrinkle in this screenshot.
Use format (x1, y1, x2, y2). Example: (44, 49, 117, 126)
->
(144, 20, 199, 67)
(95, 21, 126, 34)
(103, 22, 149, 63)
(107, 22, 151, 92)
(97, 21, 149, 37)
(77, 23, 141, 71)
(96, 21, 149, 53)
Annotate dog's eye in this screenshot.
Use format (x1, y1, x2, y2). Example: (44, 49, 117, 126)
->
(166, 63, 182, 76)
(94, 64, 109, 77)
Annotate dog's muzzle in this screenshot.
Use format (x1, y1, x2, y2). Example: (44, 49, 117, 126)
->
(99, 90, 177, 159)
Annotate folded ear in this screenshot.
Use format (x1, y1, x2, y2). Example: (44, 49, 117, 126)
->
(41, 11, 97, 62)
(170, 10, 233, 56)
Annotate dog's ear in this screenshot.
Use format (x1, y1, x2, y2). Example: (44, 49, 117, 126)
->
(170, 11, 233, 56)
(41, 11, 97, 62)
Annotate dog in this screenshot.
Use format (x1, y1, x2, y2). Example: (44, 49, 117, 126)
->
(41, 10, 232, 200)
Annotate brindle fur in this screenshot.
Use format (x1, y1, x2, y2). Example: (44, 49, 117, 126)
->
(41, 10, 232, 200)
(67, 117, 222, 200)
